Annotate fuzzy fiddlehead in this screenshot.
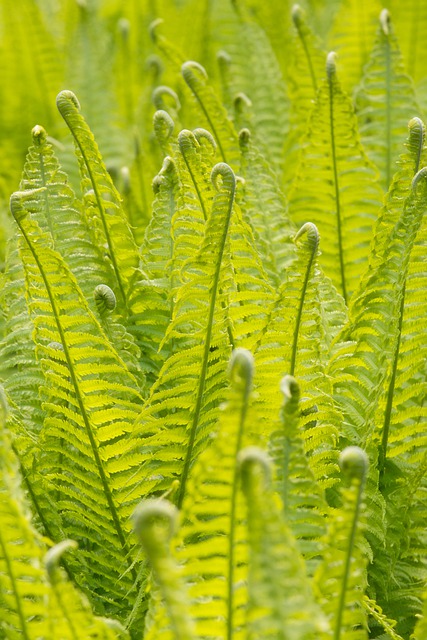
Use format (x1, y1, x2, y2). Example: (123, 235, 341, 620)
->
(407, 117, 425, 175)
(181, 61, 238, 164)
(94, 283, 116, 316)
(133, 500, 194, 640)
(153, 110, 175, 155)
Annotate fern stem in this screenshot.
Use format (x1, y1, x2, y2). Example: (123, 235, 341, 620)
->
(182, 62, 228, 163)
(13, 204, 136, 581)
(290, 223, 319, 376)
(227, 351, 253, 640)
(334, 448, 368, 640)
(383, 12, 392, 189)
(327, 53, 347, 303)
(380, 283, 406, 470)
(292, 5, 318, 92)
(53, 584, 80, 640)
(179, 131, 236, 349)
(0, 532, 31, 640)
(176, 164, 235, 509)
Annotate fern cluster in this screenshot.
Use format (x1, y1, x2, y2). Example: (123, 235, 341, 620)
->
(1, 0, 427, 638)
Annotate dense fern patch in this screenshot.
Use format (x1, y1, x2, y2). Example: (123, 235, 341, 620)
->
(1, 1, 427, 638)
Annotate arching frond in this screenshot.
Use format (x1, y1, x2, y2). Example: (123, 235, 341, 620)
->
(10, 188, 146, 621)
(56, 90, 140, 312)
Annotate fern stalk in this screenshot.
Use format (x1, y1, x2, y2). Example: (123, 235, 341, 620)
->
(290, 222, 319, 376)
(327, 52, 347, 303)
(177, 163, 236, 508)
(226, 349, 253, 640)
(334, 447, 369, 640)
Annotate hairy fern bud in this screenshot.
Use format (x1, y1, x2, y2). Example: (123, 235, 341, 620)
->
(32, 124, 47, 147)
(280, 375, 300, 417)
(229, 348, 254, 398)
(339, 446, 369, 483)
(238, 446, 271, 491)
(133, 499, 178, 556)
(45, 539, 78, 584)
(94, 284, 116, 315)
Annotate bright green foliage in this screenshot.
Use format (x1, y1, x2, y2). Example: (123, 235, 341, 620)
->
(1, 1, 427, 639)
(288, 52, 383, 302)
(354, 10, 420, 190)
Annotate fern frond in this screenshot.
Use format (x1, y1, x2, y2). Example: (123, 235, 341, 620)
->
(354, 9, 421, 190)
(237, 127, 295, 285)
(128, 156, 179, 383)
(329, 165, 427, 450)
(134, 500, 194, 640)
(314, 447, 370, 640)
(285, 4, 326, 183)
(329, 0, 383, 93)
(253, 223, 345, 486)
(0, 407, 123, 639)
(10, 188, 146, 619)
(181, 61, 240, 168)
(386, 0, 427, 85)
(173, 348, 254, 640)
(64, 1, 126, 175)
(239, 446, 330, 639)
(19, 124, 112, 302)
(128, 162, 236, 509)
(288, 52, 382, 302)
(228, 2, 290, 176)
(268, 375, 329, 574)
(56, 90, 140, 311)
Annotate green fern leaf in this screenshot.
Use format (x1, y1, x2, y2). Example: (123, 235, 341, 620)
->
(171, 349, 254, 640)
(288, 52, 383, 302)
(354, 9, 421, 190)
(239, 447, 330, 639)
(269, 375, 329, 574)
(237, 127, 295, 284)
(0, 403, 124, 640)
(314, 447, 370, 640)
(329, 0, 383, 93)
(10, 188, 146, 619)
(285, 4, 326, 183)
(128, 163, 236, 510)
(56, 90, 140, 312)
(253, 223, 345, 487)
(134, 500, 195, 640)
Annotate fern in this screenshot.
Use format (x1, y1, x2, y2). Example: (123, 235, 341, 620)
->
(2, 2, 427, 638)
(354, 9, 421, 190)
(10, 187, 146, 621)
(288, 51, 382, 302)
(239, 446, 329, 639)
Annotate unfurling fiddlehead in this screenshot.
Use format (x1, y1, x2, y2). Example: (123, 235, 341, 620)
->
(94, 284, 116, 316)
(133, 500, 195, 640)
